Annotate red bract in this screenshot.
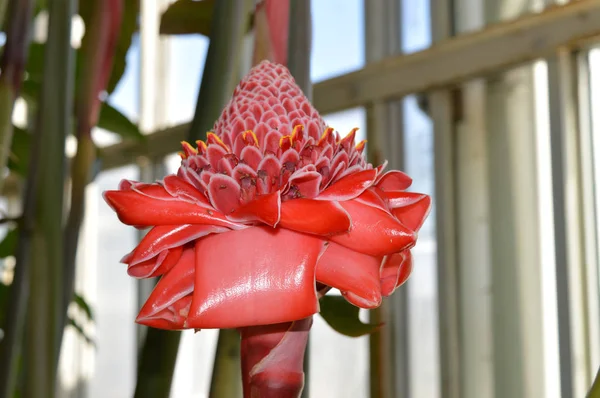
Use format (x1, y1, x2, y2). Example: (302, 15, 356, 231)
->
(103, 61, 430, 392)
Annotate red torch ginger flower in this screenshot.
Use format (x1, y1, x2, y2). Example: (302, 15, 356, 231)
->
(103, 61, 430, 395)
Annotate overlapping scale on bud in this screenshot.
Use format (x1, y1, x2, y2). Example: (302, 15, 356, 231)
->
(176, 61, 369, 213)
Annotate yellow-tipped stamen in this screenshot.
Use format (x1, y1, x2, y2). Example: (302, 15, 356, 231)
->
(318, 127, 334, 146)
(337, 127, 359, 145)
(180, 141, 198, 158)
(195, 139, 208, 152)
(242, 130, 259, 146)
(355, 139, 367, 152)
(291, 125, 304, 142)
(279, 135, 292, 149)
(206, 132, 231, 152)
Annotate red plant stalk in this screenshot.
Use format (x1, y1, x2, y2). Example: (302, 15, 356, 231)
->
(62, 0, 123, 354)
(77, 0, 123, 133)
(240, 317, 311, 398)
(252, 0, 289, 66)
(103, 62, 430, 397)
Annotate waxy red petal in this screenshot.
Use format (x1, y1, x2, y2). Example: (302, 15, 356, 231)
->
(228, 191, 281, 227)
(129, 224, 229, 265)
(103, 189, 243, 229)
(136, 247, 196, 330)
(279, 199, 351, 236)
(317, 169, 377, 201)
(380, 250, 413, 296)
(330, 200, 415, 257)
(376, 170, 413, 191)
(186, 227, 323, 329)
(137, 295, 192, 330)
(162, 175, 211, 207)
(354, 187, 388, 212)
(316, 242, 382, 308)
(126, 245, 184, 278)
(384, 190, 427, 208)
(287, 169, 322, 199)
(389, 193, 432, 232)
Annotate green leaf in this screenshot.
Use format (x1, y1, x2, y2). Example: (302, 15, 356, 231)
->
(0, 227, 18, 259)
(160, 0, 215, 36)
(8, 127, 31, 176)
(19, 79, 38, 102)
(0, 281, 8, 326)
(318, 295, 381, 338)
(33, 0, 46, 16)
(21, 79, 141, 141)
(72, 293, 94, 321)
(160, 0, 253, 37)
(97, 103, 143, 141)
(67, 317, 95, 346)
(588, 367, 600, 398)
(24, 42, 45, 82)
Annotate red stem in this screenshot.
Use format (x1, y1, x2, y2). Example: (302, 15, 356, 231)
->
(240, 317, 312, 398)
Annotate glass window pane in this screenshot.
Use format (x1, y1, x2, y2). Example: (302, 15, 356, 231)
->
(311, 0, 364, 82)
(401, 0, 431, 53)
(167, 36, 209, 125)
(403, 95, 440, 398)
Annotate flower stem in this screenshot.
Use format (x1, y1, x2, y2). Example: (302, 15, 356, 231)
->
(240, 317, 312, 398)
(209, 329, 242, 398)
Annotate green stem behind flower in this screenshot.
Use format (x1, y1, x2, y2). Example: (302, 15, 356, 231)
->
(588, 367, 600, 398)
(62, 133, 95, 348)
(0, 0, 69, 396)
(22, 0, 75, 396)
(0, 83, 14, 191)
(287, 0, 311, 101)
(0, 0, 8, 26)
(133, 326, 182, 398)
(188, 0, 248, 142)
(209, 329, 243, 398)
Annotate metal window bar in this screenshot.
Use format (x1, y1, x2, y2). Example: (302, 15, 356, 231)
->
(546, 47, 599, 398)
(448, 1, 496, 398)
(428, 0, 461, 397)
(577, 50, 600, 386)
